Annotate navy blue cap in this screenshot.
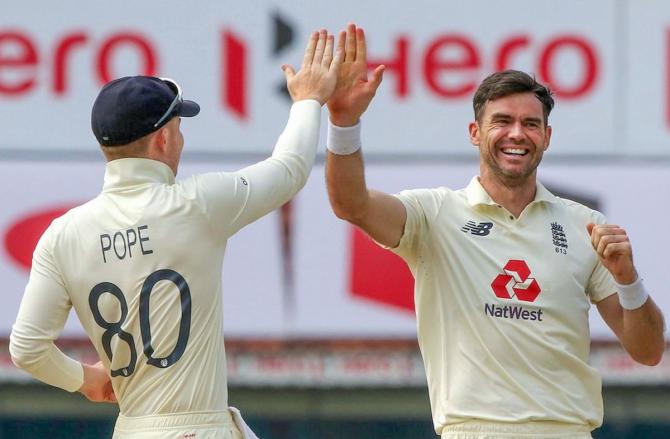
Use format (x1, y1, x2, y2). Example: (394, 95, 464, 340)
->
(91, 76, 200, 146)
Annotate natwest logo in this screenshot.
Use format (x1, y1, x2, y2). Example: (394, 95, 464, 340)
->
(491, 260, 541, 302)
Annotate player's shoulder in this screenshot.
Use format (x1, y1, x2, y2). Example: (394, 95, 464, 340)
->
(396, 185, 455, 201)
(395, 186, 459, 220)
(43, 199, 99, 238)
(550, 195, 606, 223)
(176, 171, 238, 199)
(29, 202, 89, 257)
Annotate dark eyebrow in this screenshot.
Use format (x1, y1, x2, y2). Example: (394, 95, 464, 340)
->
(523, 117, 543, 125)
(489, 113, 543, 125)
(489, 112, 512, 120)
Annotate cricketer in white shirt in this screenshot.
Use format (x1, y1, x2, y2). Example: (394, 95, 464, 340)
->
(393, 178, 615, 434)
(324, 24, 665, 439)
(10, 29, 342, 439)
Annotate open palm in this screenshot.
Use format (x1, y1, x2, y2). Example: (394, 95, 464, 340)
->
(327, 24, 385, 127)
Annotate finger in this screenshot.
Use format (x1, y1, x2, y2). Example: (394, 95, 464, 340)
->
(586, 222, 595, 236)
(322, 34, 334, 67)
(356, 27, 366, 62)
(593, 224, 622, 233)
(593, 226, 627, 238)
(596, 234, 629, 256)
(330, 45, 343, 73)
(313, 29, 327, 65)
(302, 31, 319, 68)
(602, 241, 632, 260)
(282, 64, 296, 81)
(368, 65, 385, 92)
(336, 29, 346, 64)
(589, 224, 626, 248)
(345, 23, 357, 62)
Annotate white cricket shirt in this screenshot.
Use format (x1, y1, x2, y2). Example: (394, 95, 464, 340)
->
(10, 100, 321, 417)
(392, 176, 617, 434)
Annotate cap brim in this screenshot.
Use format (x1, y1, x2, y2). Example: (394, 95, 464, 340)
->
(179, 100, 200, 117)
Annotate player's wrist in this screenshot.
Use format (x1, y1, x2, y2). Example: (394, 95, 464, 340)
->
(328, 113, 360, 127)
(327, 119, 362, 155)
(612, 269, 637, 285)
(78, 363, 92, 393)
(291, 97, 323, 106)
(615, 275, 649, 310)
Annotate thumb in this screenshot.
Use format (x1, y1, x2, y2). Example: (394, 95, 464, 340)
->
(586, 222, 595, 236)
(368, 65, 385, 92)
(282, 64, 296, 81)
(105, 381, 117, 403)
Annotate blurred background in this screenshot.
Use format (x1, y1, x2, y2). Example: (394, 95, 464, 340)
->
(2, 1, 670, 438)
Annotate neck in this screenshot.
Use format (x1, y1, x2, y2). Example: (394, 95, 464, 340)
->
(479, 169, 537, 217)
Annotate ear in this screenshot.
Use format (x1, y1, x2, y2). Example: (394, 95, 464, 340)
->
(543, 125, 552, 151)
(469, 121, 480, 147)
(151, 126, 169, 154)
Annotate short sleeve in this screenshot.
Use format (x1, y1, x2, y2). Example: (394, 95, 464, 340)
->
(390, 188, 445, 265)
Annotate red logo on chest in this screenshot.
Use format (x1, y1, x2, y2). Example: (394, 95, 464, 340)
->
(491, 260, 541, 302)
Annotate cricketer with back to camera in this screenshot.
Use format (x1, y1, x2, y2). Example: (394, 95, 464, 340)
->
(10, 29, 342, 439)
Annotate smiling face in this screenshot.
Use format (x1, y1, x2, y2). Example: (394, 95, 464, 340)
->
(469, 92, 552, 187)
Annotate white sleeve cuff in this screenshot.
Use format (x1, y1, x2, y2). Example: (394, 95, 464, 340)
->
(327, 120, 362, 155)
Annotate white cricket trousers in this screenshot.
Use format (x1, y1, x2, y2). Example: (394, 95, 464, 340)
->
(112, 408, 258, 439)
(440, 420, 592, 439)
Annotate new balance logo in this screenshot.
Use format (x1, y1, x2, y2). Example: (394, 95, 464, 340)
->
(461, 221, 493, 236)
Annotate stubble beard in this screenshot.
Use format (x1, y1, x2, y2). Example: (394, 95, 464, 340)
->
(483, 143, 544, 189)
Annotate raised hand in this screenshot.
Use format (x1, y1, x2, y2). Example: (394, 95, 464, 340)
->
(79, 361, 117, 404)
(327, 23, 385, 127)
(282, 29, 342, 105)
(587, 223, 637, 284)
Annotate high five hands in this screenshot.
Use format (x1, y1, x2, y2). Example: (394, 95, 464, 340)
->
(282, 24, 384, 117)
(282, 29, 342, 105)
(328, 23, 385, 127)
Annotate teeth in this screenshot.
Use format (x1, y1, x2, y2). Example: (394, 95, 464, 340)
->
(502, 148, 527, 155)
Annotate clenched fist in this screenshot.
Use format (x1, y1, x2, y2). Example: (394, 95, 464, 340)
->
(587, 223, 637, 284)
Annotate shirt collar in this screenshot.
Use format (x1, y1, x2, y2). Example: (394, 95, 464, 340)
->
(464, 176, 557, 207)
(103, 158, 175, 191)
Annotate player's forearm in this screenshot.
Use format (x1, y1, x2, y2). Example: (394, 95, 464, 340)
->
(10, 267, 85, 392)
(269, 99, 322, 189)
(213, 99, 322, 232)
(325, 150, 371, 223)
(324, 119, 372, 223)
(621, 298, 666, 366)
(9, 329, 84, 392)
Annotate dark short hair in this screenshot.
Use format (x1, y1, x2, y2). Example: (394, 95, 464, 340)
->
(473, 70, 554, 125)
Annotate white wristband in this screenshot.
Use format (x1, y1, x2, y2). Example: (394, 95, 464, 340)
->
(327, 120, 362, 155)
(615, 276, 649, 310)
